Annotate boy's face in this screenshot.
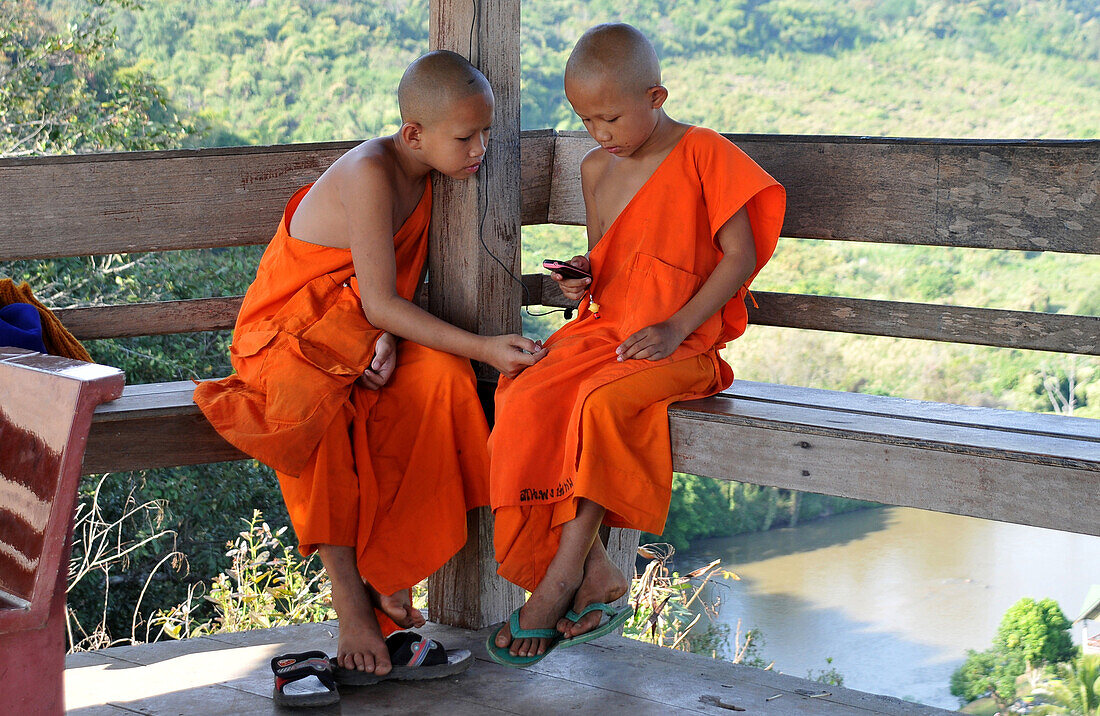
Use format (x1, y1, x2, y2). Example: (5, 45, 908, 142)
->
(416, 90, 494, 179)
(565, 75, 663, 159)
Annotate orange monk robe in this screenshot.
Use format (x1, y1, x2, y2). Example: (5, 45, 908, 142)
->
(490, 127, 785, 591)
(195, 183, 490, 631)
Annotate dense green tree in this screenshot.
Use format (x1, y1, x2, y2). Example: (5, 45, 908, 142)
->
(1, 0, 199, 156)
(950, 646, 1026, 709)
(9, 0, 1099, 644)
(996, 597, 1076, 674)
(951, 597, 1077, 707)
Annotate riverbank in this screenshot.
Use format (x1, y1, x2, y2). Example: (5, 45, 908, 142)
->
(650, 474, 880, 550)
(680, 506, 1100, 710)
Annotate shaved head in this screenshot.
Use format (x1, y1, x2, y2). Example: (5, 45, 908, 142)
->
(399, 50, 492, 126)
(565, 23, 661, 95)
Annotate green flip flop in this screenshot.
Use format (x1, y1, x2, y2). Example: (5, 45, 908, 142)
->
(558, 602, 635, 647)
(485, 606, 563, 667)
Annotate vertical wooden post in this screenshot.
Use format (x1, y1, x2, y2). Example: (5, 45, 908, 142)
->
(426, 0, 524, 629)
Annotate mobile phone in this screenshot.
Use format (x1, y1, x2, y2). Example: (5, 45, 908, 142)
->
(542, 259, 592, 280)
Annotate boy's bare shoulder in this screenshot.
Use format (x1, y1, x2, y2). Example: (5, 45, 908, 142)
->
(323, 138, 399, 200)
(579, 145, 611, 184)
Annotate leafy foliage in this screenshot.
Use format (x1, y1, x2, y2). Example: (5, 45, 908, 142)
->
(995, 598, 1076, 672)
(951, 597, 1076, 708)
(6, 0, 1098, 646)
(1, 0, 198, 155)
(151, 510, 334, 640)
(951, 646, 1026, 709)
(654, 473, 876, 550)
(1034, 654, 1100, 716)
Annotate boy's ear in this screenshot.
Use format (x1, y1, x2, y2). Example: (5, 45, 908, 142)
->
(400, 122, 424, 149)
(647, 85, 669, 109)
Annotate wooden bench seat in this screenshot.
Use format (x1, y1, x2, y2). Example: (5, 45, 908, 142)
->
(4, 129, 1097, 652)
(671, 380, 1098, 538)
(86, 377, 1099, 537)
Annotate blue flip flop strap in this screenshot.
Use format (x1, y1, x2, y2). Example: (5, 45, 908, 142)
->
(508, 607, 560, 640)
(564, 602, 619, 623)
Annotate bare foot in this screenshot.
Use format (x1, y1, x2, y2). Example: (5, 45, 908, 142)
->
(557, 540, 630, 639)
(494, 564, 582, 658)
(334, 610, 392, 675)
(318, 545, 392, 675)
(368, 584, 426, 629)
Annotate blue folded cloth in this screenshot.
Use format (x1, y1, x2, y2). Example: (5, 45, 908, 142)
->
(0, 303, 48, 353)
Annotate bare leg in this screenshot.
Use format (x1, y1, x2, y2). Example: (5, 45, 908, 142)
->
(556, 537, 630, 638)
(365, 582, 427, 630)
(318, 545, 391, 675)
(494, 499, 606, 657)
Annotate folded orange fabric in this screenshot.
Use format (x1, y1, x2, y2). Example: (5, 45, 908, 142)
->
(490, 127, 785, 590)
(194, 183, 490, 624)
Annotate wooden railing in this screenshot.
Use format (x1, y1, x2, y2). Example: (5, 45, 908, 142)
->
(2, 131, 1098, 628)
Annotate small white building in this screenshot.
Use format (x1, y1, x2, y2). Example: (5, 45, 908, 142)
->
(1075, 585, 1100, 655)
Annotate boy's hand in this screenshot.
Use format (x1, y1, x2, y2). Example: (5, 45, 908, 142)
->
(616, 321, 688, 362)
(482, 334, 548, 378)
(552, 255, 592, 302)
(358, 332, 397, 389)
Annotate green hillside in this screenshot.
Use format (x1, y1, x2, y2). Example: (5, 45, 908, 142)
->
(8, 0, 1098, 642)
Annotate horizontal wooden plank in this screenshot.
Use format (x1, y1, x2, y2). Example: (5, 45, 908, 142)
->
(671, 394, 1099, 470)
(88, 379, 1097, 544)
(727, 380, 1100, 443)
(84, 409, 246, 474)
(670, 404, 1099, 538)
(0, 133, 555, 260)
(747, 291, 1100, 355)
(520, 275, 1098, 355)
(1, 142, 355, 260)
(5, 133, 1096, 260)
(57, 297, 243, 340)
(549, 132, 1100, 253)
(48, 278, 1098, 355)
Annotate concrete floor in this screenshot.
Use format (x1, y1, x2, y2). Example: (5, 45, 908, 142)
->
(65, 620, 953, 715)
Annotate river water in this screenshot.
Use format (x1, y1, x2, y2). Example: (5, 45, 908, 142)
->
(680, 506, 1100, 711)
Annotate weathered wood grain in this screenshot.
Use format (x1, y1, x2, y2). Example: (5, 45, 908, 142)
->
(426, 0, 524, 630)
(0, 135, 554, 260)
(725, 380, 1100, 442)
(747, 291, 1100, 355)
(66, 620, 952, 715)
(6, 133, 1095, 260)
(672, 393, 1099, 470)
(56, 297, 242, 340)
(85, 380, 244, 475)
(549, 132, 1100, 253)
(670, 398, 1099, 537)
(521, 130, 555, 225)
(87, 379, 1098, 538)
(521, 275, 1099, 355)
(0, 142, 355, 260)
(51, 283, 1098, 358)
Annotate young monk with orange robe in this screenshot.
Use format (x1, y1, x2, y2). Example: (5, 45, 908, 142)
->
(194, 51, 546, 685)
(487, 24, 786, 664)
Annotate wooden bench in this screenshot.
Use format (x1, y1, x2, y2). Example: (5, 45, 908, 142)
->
(0, 348, 123, 714)
(1, 131, 1097, 639)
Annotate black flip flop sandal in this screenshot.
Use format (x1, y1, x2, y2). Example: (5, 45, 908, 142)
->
(332, 631, 473, 686)
(271, 650, 340, 708)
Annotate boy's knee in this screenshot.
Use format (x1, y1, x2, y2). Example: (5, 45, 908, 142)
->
(398, 343, 476, 393)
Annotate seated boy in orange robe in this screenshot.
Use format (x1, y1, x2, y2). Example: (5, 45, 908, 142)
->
(195, 51, 545, 680)
(488, 24, 786, 663)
